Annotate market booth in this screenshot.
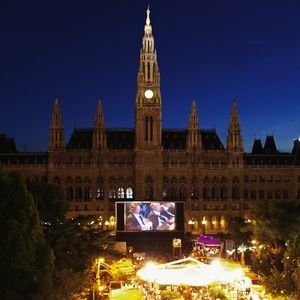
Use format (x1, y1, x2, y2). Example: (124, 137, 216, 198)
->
(192, 234, 223, 260)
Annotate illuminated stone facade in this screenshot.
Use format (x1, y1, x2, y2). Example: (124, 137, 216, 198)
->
(1, 8, 300, 233)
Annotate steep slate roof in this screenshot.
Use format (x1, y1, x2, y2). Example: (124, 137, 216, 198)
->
(66, 128, 225, 150)
(162, 129, 187, 149)
(106, 129, 135, 149)
(67, 128, 135, 150)
(67, 128, 93, 149)
(245, 136, 298, 165)
(264, 135, 278, 154)
(292, 140, 300, 165)
(251, 139, 264, 154)
(200, 130, 225, 150)
(0, 134, 17, 153)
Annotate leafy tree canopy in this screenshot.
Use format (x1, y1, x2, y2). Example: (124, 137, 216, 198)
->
(27, 181, 68, 222)
(0, 170, 54, 299)
(252, 200, 300, 244)
(227, 216, 252, 247)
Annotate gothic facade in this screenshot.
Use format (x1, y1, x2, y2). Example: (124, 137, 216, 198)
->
(1, 8, 300, 233)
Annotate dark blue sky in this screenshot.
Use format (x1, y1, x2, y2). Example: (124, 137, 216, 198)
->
(1, 0, 300, 152)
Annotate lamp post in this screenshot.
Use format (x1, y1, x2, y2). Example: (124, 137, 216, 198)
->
(95, 257, 105, 295)
(188, 219, 195, 235)
(104, 220, 110, 230)
(201, 217, 207, 235)
(238, 244, 247, 265)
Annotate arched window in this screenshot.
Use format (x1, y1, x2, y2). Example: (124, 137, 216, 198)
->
(220, 216, 226, 230)
(179, 185, 186, 200)
(220, 185, 227, 200)
(232, 185, 240, 200)
(108, 188, 117, 200)
(117, 187, 125, 199)
(203, 185, 210, 200)
(191, 185, 199, 200)
(170, 185, 178, 200)
(96, 187, 104, 200)
(84, 186, 91, 201)
(75, 186, 82, 200)
(67, 186, 73, 201)
(145, 184, 153, 200)
(163, 184, 168, 199)
(126, 187, 133, 199)
(211, 185, 218, 200)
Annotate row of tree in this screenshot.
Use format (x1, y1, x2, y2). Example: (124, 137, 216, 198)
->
(0, 170, 118, 299)
(227, 200, 300, 297)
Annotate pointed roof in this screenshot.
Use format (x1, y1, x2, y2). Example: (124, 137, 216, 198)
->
(94, 99, 105, 127)
(191, 100, 197, 112)
(53, 97, 61, 113)
(264, 135, 277, 154)
(188, 100, 199, 129)
(229, 101, 240, 127)
(292, 139, 300, 165)
(251, 139, 264, 154)
(0, 133, 17, 153)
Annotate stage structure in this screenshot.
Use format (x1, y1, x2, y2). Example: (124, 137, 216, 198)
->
(191, 235, 223, 261)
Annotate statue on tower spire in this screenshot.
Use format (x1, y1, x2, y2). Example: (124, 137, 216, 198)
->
(146, 6, 151, 25)
(144, 6, 152, 35)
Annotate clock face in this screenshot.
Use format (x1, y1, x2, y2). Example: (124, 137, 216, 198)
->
(144, 89, 154, 99)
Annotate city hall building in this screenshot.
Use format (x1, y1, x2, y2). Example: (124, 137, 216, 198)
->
(1, 8, 300, 233)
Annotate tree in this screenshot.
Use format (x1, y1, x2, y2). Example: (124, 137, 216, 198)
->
(0, 170, 54, 299)
(251, 201, 300, 297)
(263, 236, 300, 296)
(27, 181, 68, 222)
(227, 216, 252, 260)
(252, 200, 300, 245)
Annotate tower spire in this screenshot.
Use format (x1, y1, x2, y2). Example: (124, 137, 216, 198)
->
(48, 98, 65, 151)
(227, 101, 243, 152)
(92, 99, 106, 151)
(187, 100, 202, 149)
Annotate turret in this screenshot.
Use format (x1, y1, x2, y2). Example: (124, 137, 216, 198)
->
(187, 101, 202, 149)
(227, 101, 243, 153)
(92, 100, 106, 151)
(48, 98, 64, 151)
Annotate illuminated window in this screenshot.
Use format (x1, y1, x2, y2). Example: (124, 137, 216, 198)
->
(126, 187, 133, 199)
(117, 187, 125, 199)
(108, 188, 116, 200)
(96, 187, 104, 200)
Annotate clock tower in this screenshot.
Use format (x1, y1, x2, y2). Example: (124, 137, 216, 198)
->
(135, 7, 163, 200)
(135, 7, 161, 148)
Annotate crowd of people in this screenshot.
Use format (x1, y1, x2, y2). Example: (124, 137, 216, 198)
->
(126, 202, 175, 231)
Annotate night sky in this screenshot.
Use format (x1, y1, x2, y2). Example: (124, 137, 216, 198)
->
(1, 0, 300, 152)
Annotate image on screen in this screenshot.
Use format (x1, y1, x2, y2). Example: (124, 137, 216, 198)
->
(125, 202, 176, 231)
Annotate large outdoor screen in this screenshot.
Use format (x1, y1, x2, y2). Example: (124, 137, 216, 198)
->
(124, 202, 176, 231)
